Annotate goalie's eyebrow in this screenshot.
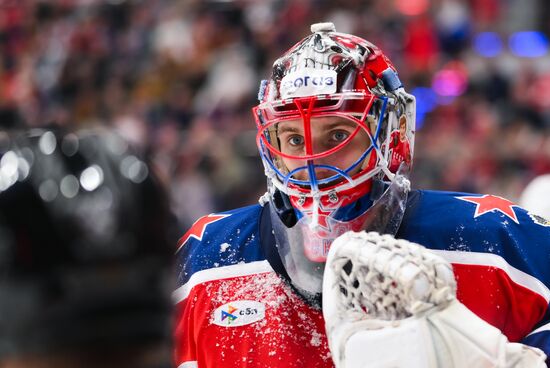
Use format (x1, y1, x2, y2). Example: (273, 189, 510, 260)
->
(277, 125, 301, 135)
(277, 120, 357, 135)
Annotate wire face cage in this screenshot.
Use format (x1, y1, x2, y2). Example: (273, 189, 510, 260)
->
(254, 91, 411, 198)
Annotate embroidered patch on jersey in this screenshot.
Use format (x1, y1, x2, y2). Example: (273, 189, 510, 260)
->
(177, 213, 231, 251)
(213, 300, 266, 327)
(528, 212, 550, 227)
(456, 194, 520, 224)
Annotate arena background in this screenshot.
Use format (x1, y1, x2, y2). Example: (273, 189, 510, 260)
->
(1, 0, 549, 230)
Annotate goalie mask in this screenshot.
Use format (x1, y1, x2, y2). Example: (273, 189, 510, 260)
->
(253, 23, 416, 296)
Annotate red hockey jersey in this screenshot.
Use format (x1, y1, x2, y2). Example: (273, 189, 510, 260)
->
(174, 190, 550, 367)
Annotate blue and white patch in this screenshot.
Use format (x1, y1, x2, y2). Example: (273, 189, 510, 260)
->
(280, 68, 337, 99)
(212, 300, 266, 327)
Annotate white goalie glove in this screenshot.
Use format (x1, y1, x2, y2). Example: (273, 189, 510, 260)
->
(322, 231, 547, 368)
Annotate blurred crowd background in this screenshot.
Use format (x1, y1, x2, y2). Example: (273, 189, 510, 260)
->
(1, 0, 550, 231)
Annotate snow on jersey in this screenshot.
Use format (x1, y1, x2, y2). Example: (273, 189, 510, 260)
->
(174, 190, 550, 367)
(174, 205, 331, 367)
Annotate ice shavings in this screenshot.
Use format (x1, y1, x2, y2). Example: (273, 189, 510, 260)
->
(220, 243, 230, 252)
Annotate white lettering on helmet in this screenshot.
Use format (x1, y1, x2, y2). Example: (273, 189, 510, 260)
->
(280, 68, 337, 99)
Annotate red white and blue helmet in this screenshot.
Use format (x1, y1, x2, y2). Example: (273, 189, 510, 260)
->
(253, 23, 416, 296)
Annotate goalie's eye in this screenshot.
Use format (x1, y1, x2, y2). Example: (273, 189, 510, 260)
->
(330, 130, 349, 143)
(288, 135, 304, 147)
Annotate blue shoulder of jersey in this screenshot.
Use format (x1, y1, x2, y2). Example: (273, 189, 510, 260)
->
(399, 189, 550, 285)
(175, 204, 266, 286)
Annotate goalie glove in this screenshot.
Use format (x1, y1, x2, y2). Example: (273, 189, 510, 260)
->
(322, 231, 547, 368)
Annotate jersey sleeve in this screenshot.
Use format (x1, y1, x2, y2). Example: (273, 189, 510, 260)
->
(398, 191, 550, 364)
(172, 205, 268, 368)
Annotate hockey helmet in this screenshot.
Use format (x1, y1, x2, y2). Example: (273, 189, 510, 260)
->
(253, 23, 415, 296)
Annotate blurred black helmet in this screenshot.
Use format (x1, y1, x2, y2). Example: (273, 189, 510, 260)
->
(0, 127, 175, 357)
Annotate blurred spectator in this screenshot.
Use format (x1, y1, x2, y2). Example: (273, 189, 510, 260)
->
(1, 0, 550, 226)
